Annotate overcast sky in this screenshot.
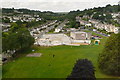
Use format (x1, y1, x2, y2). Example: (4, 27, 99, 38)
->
(1, 0, 120, 12)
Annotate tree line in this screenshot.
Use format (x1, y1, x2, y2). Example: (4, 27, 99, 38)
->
(2, 22, 35, 57)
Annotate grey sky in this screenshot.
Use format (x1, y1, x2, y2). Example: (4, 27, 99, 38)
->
(1, 0, 120, 12)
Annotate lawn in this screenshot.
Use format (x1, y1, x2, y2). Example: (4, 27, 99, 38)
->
(2, 32, 119, 78)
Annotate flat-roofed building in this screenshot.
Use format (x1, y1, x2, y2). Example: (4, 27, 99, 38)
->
(70, 31, 91, 40)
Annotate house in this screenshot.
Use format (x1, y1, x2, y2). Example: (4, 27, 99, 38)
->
(88, 19, 117, 33)
(105, 24, 115, 32)
(55, 28, 61, 33)
(2, 23, 11, 32)
(93, 29, 97, 32)
(83, 15, 89, 18)
(76, 16, 80, 22)
(85, 23, 92, 27)
(114, 27, 120, 34)
(34, 15, 40, 17)
(79, 20, 88, 25)
(70, 28, 77, 31)
(13, 16, 20, 21)
(14, 10, 23, 13)
(54, 25, 63, 33)
(23, 14, 31, 18)
(111, 13, 119, 18)
(93, 22, 116, 33)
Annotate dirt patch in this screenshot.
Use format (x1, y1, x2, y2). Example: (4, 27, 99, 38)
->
(26, 53, 42, 57)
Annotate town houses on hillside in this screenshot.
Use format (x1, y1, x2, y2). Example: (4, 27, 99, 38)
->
(1, 23, 11, 32)
(2, 14, 42, 23)
(76, 16, 119, 33)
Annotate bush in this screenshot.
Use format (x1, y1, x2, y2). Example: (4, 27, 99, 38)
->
(98, 33, 120, 76)
(67, 59, 96, 80)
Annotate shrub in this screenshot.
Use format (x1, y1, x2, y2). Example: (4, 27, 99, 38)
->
(67, 59, 96, 80)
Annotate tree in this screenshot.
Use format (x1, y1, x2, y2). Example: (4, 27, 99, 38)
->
(67, 59, 96, 80)
(2, 24, 35, 56)
(98, 33, 120, 76)
(69, 20, 76, 28)
(2, 32, 20, 58)
(75, 22, 80, 29)
(15, 28, 35, 50)
(2, 32, 10, 52)
(10, 23, 19, 32)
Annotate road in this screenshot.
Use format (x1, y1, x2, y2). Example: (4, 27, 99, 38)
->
(82, 29, 109, 37)
(31, 20, 59, 39)
(89, 29, 109, 37)
(54, 20, 68, 32)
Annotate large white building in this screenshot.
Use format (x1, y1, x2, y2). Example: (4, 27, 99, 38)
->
(70, 32, 91, 40)
(35, 34, 71, 46)
(70, 31, 91, 44)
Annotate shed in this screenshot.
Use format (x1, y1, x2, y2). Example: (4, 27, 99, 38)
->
(94, 40, 100, 45)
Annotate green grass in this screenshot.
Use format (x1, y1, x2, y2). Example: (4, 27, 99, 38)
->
(2, 32, 119, 78)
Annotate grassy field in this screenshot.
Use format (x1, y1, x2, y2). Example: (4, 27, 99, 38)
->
(2, 32, 119, 78)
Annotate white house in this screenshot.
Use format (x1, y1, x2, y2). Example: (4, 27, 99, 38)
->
(55, 28, 61, 33)
(114, 27, 120, 34)
(85, 23, 92, 27)
(93, 29, 97, 32)
(55, 26, 62, 33)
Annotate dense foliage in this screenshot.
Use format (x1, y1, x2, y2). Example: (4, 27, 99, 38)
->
(67, 59, 95, 80)
(92, 12, 112, 21)
(65, 10, 81, 28)
(2, 23, 35, 55)
(98, 33, 120, 76)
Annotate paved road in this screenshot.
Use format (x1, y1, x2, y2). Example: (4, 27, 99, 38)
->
(82, 29, 109, 37)
(35, 21, 60, 38)
(55, 20, 68, 32)
(31, 20, 68, 40)
(89, 29, 109, 37)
